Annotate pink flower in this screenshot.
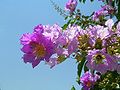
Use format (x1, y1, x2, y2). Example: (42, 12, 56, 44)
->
(34, 24, 62, 44)
(20, 33, 34, 45)
(56, 25, 79, 57)
(92, 5, 114, 21)
(116, 64, 120, 74)
(86, 49, 117, 74)
(46, 58, 59, 68)
(80, 71, 100, 90)
(116, 22, 120, 35)
(20, 32, 55, 68)
(105, 19, 114, 30)
(65, 0, 77, 13)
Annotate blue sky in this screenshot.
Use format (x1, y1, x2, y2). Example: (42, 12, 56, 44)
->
(0, 0, 102, 90)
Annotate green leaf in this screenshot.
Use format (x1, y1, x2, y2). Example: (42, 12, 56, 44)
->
(83, 0, 86, 3)
(90, 0, 94, 2)
(79, 0, 82, 2)
(77, 56, 86, 78)
(118, 1, 120, 21)
(79, 0, 94, 3)
(75, 53, 83, 62)
(71, 86, 76, 90)
(111, 1, 115, 7)
(116, 0, 119, 4)
(62, 24, 68, 30)
(106, 0, 109, 4)
(70, 19, 76, 25)
(79, 0, 86, 3)
(62, 19, 71, 30)
(84, 62, 89, 72)
(76, 52, 87, 85)
(65, 16, 68, 20)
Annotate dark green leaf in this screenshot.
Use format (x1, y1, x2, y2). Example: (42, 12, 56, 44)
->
(111, 1, 115, 7)
(90, 0, 94, 2)
(77, 56, 86, 78)
(71, 86, 76, 90)
(70, 19, 76, 25)
(83, 0, 86, 3)
(79, 0, 82, 2)
(62, 19, 71, 30)
(79, 0, 86, 3)
(106, 0, 109, 4)
(65, 16, 68, 20)
(62, 24, 68, 30)
(116, 0, 119, 4)
(118, 1, 120, 21)
(84, 62, 89, 72)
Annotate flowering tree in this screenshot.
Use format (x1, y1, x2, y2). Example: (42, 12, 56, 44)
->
(20, 0, 120, 90)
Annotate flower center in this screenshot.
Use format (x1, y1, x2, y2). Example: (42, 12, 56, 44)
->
(95, 38, 102, 49)
(93, 54, 105, 64)
(78, 34, 90, 50)
(86, 81, 92, 87)
(30, 42, 46, 58)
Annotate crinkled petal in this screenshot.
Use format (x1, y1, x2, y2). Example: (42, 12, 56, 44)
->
(23, 54, 35, 63)
(21, 44, 33, 53)
(32, 59, 41, 68)
(105, 19, 114, 29)
(20, 33, 32, 45)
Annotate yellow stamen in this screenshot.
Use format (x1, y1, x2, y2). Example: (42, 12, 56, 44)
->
(86, 81, 91, 87)
(35, 44, 46, 58)
(30, 42, 46, 58)
(93, 54, 105, 64)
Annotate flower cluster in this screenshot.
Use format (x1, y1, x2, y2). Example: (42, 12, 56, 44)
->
(20, 19, 120, 89)
(20, 24, 80, 68)
(78, 19, 120, 74)
(20, 0, 120, 90)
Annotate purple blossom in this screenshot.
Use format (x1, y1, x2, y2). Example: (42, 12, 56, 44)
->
(34, 24, 44, 33)
(92, 5, 114, 21)
(78, 28, 94, 50)
(64, 26, 79, 52)
(116, 64, 120, 74)
(56, 47, 69, 57)
(56, 25, 79, 56)
(105, 19, 114, 30)
(113, 56, 120, 73)
(88, 25, 110, 49)
(20, 33, 34, 45)
(116, 22, 120, 36)
(20, 28, 55, 68)
(34, 24, 62, 44)
(86, 49, 117, 74)
(80, 71, 100, 90)
(65, 0, 77, 13)
(46, 58, 59, 68)
(89, 25, 110, 40)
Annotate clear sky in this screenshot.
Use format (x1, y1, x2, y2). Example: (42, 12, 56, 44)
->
(0, 0, 102, 90)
